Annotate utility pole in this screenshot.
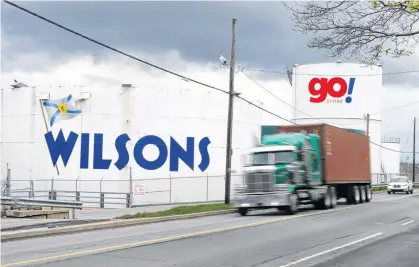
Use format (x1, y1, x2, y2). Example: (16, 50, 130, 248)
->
(366, 113, 370, 136)
(413, 117, 416, 182)
(224, 18, 237, 205)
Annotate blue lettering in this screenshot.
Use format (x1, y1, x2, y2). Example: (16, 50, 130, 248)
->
(80, 133, 90, 169)
(114, 134, 131, 170)
(93, 133, 112, 169)
(169, 137, 194, 171)
(45, 130, 211, 171)
(45, 130, 78, 167)
(198, 137, 211, 171)
(133, 135, 168, 170)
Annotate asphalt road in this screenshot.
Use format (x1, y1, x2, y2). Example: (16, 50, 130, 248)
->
(2, 192, 419, 267)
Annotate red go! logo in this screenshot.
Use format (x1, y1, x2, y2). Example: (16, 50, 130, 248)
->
(308, 77, 355, 104)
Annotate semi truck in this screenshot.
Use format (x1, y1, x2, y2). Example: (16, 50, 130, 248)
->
(231, 123, 372, 216)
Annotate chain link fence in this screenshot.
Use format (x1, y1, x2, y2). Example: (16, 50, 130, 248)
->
(1, 167, 415, 208)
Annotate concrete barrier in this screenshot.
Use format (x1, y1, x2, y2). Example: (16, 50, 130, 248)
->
(5, 209, 70, 219)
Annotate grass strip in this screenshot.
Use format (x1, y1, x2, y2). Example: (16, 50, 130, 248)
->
(116, 203, 232, 219)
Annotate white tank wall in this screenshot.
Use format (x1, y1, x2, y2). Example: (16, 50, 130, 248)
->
(380, 142, 401, 174)
(292, 63, 383, 177)
(0, 77, 292, 206)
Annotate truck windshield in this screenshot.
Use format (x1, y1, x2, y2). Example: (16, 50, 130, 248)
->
(252, 151, 294, 166)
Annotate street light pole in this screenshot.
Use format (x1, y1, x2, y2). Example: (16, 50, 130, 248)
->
(413, 117, 416, 182)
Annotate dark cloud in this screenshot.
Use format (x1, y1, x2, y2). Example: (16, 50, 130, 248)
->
(1, 1, 418, 86)
(1, 1, 325, 71)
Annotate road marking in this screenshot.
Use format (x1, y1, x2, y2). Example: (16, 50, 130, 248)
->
(277, 232, 383, 267)
(374, 194, 418, 202)
(1, 207, 350, 267)
(402, 220, 415, 226)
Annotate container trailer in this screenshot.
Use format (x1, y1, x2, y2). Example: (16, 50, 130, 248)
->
(231, 123, 372, 216)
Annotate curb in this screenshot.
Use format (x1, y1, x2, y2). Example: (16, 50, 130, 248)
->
(1, 209, 236, 242)
(1, 219, 110, 232)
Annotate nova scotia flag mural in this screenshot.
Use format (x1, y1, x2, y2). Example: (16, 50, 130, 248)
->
(42, 94, 82, 127)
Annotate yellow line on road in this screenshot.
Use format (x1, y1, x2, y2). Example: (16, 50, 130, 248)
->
(1, 207, 350, 267)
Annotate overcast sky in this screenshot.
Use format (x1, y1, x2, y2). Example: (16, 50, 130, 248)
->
(1, 1, 418, 162)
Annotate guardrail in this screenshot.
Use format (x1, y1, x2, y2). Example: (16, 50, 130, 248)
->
(1, 171, 417, 208)
(371, 182, 419, 189)
(1, 197, 83, 219)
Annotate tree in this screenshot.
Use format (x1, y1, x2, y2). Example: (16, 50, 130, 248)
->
(285, 1, 419, 64)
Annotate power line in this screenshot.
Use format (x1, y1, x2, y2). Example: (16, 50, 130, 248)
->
(6, 0, 416, 155)
(242, 67, 419, 125)
(370, 141, 418, 154)
(236, 95, 297, 125)
(2, 0, 228, 94)
(370, 100, 419, 116)
(243, 70, 418, 154)
(242, 66, 419, 77)
(3, 1, 296, 127)
(241, 70, 368, 126)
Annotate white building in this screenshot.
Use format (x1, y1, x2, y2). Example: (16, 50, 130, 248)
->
(0, 61, 401, 206)
(0, 74, 291, 206)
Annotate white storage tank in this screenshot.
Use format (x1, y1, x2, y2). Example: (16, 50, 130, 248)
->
(291, 62, 383, 181)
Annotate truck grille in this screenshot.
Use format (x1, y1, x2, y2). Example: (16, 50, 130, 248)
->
(245, 172, 274, 193)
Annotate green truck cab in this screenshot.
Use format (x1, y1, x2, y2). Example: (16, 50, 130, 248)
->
(231, 124, 372, 216)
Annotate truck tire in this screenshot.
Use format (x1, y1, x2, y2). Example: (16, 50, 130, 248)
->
(346, 186, 354, 204)
(238, 208, 248, 216)
(346, 186, 360, 205)
(314, 189, 331, 210)
(330, 186, 337, 208)
(365, 185, 372, 202)
(359, 185, 366, 203)
(285, 193, 299, 215)
(352, 186, 360, 204)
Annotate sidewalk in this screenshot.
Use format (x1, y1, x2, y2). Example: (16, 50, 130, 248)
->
(1, 202, 221, 231)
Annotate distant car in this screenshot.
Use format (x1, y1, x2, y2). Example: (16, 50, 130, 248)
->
(387, 176, 414, 194)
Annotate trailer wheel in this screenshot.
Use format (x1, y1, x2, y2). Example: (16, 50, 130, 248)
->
(238, 208, 248, 216)
(359, 185, 366, 203)
(346, 186, 360, 205)
(365, 185, 372, 202)
(352, 186, 360, 204)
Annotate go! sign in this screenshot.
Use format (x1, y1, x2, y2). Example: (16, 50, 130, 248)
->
(308, 77, 356, 104)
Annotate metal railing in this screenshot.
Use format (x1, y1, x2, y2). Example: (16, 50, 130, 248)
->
(1, 170, 416, 208)
(1, 197, 82, 219)
(371, 173, 417, 184)
(1, 170, 234, 208)
(381, 136, 400, 144)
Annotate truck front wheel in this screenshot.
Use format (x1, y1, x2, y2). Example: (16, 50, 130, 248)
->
(285, 194, 299, 215)
(238, 208, 248, 216)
